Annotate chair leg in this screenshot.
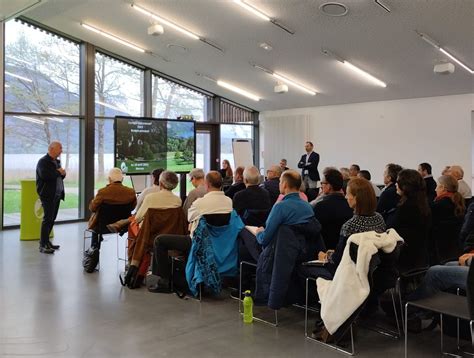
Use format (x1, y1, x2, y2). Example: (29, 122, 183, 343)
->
(440, 314, 444, 353)
(471, 321, 474, 347)
(405, 302, 409, 358)
(391, 289, 402, 338)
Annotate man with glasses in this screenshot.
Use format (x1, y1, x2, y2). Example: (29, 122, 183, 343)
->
(261, 165, 282, 205)
(182, 168, 207, 217)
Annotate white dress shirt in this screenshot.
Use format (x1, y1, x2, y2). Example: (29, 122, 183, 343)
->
(187, 190, 233, 235)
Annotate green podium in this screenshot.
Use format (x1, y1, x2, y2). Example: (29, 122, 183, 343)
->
(20, 179, 53, 241)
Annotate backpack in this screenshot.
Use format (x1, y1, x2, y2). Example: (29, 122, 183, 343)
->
(83, 248, 99, 273)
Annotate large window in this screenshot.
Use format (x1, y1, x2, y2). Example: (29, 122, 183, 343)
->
(152, 75, 207, 121)
(94, 53, 144, 190)
(3, 20, 81, 226)
(220, 124, 253, 170)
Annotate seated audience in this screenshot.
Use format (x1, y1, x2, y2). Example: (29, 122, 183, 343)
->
(448, 165, 472, 199)
(280, 158, 289, 172)
(135, 168, 164, 212)
(219, 159, 233, 189)
(417, 162, 437, 203)
(148, 171, 233, 293)
(88, 168, 136, 249)
(358, 169, 381, 197)
(313, 168, 353, 249)
(432, 175, 465, 223)
(240, 170, 320, 262)
(225, 166, 246, 199)
(377, 163, 403, 221)
(233, 166, 271, 222)
(182, 168, 206, 217)
(340, 167, 350, 193)
(349, 164, 360, 179)
(276, 182, 308, 203)
(311, 178, 386, 280)
(261, 165, 282, 205)
(388, 169, 431, 272)
(441, 166, 451, 175)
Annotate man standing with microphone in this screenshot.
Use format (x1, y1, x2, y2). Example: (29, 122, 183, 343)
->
(36, 141, 66, 254)
(298, 141, 320, 198)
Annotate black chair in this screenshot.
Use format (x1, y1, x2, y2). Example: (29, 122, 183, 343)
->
(404, 263, 474, 357)
(83, 202, 134, 266)
(430, 217, 464, 265)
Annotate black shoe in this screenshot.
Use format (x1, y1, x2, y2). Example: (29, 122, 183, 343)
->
(39, 246, 55, 254)
(48, 241, 60, 250)
(148, 279, 171, 294)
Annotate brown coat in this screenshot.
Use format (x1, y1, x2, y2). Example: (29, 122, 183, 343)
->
(88, 182, 137, 230)
(129, 207, 188, 267)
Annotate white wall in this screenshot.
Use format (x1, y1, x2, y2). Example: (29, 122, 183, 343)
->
(260, 94, 474, 184)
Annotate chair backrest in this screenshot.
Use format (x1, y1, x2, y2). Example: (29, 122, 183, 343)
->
(97, 202, 134, 234)
(241, 208, 270, 227)
(203, 213, 231, 227)
(467, 262, 474, 320)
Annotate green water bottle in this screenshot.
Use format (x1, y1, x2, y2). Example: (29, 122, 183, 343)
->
(243, 290, 253, 323)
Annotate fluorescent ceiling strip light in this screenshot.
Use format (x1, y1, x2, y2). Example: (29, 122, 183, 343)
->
(131, 4, 200, 40)
(5, 71, 32, 82)
(81, 23, 146, 53)
(272, 73, 317, 95)
(233, 0, 270, 21)
(342, 61, 387, 87)
(417, 31, 473, 74)
(14, 116, 44, 125)
(216, 80, 260, 101)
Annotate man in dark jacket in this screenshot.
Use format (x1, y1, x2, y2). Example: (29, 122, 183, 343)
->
(418, 162, 437, 203)
(36, 141, 66, 254)
(377, 163, 403, 221)
(261, 165, 282, 205)
(224, 166, 246, 199)
(297, 141, 320, 193)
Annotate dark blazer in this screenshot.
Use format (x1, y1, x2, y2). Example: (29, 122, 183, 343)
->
(424, 176, 437, 203)
(376, 184, 400, 220)
(261, 178, 280, 205)
(233, 185, 271, 216)
(36, 153, 65, 200)
(224, 181, 246, 199)
(297, 151, 320, 181)
(313, 193, 353, 250)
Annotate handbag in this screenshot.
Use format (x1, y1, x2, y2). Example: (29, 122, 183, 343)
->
(83, 247, 99, 273)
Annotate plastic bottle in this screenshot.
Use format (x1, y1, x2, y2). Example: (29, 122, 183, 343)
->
(243, 290, 253, 323)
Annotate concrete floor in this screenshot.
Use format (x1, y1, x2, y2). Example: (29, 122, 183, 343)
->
(0, 222, 465, 357)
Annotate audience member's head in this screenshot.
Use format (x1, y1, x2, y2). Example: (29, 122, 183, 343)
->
(346, 178, 377, 215)
(151, 168, 164, 185)
(108, 167, 124, 183)
(243, 166, 260, 186)
(321, 168, 343, 194)
(279, 170, 302, 195)
(221, 159, 233, 177)
(396, 169, 430, 216)
(358, 170, 372, 181)
(417, 163, 432, 178)
(340, 167, 350, 181)
(189, 168, 205, 188)
(234, 166, 245, 183)
(159, 171, 179, 191)
(305, 141, 314, 153)
(267, 165, 282, 180)
(206, 171, 223, 191)
(279, 159, 288, 169)
(383, 163, 403, 186)
(349, 164, 360, 177)
(441, 166, 451, 176)
(448, 165, 464, 180)
(436, 174, 465, 217)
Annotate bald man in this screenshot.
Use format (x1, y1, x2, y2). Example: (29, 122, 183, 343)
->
(36, 141, 66, 254)
(261, 165, 282, 205)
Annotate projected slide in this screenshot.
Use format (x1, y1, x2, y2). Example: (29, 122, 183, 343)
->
(115, 117, 195, 174)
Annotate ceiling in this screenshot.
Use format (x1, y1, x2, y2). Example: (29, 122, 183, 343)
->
(18, 0, 474, 112)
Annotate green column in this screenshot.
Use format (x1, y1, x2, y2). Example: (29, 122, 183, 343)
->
(20, 179, 53, 241)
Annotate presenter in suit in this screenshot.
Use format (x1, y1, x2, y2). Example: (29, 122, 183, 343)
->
(36, 141, 66, 254)
(298, 141, 320, 196)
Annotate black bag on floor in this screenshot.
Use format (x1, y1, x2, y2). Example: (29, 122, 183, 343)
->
(83, 248, 99, 273)
(171, 258, 190, 298)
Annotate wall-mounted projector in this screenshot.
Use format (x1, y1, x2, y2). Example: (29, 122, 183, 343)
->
(434, 62, 455, 75)
(148, 24, 164, 36)
(274, 83, 289, 94)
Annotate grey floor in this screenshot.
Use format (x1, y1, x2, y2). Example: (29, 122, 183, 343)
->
(0, 222, 463, 357)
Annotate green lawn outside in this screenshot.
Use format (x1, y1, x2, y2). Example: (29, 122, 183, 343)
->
(3, 190, 79, 214)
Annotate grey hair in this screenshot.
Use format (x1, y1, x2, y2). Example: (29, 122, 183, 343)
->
(189, 168, 205, 180)
(159, 170, 179, 190)
(243, 166, 260, 185)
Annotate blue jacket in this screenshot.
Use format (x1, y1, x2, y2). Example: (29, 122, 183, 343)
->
(255, 218, 323, 309)
(186, 211, 244, 296)
(257, 192, 315, 247)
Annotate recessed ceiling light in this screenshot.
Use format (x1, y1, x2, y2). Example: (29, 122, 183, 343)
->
(320, 2, 348, 17)
(259, 42, 273, 51)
